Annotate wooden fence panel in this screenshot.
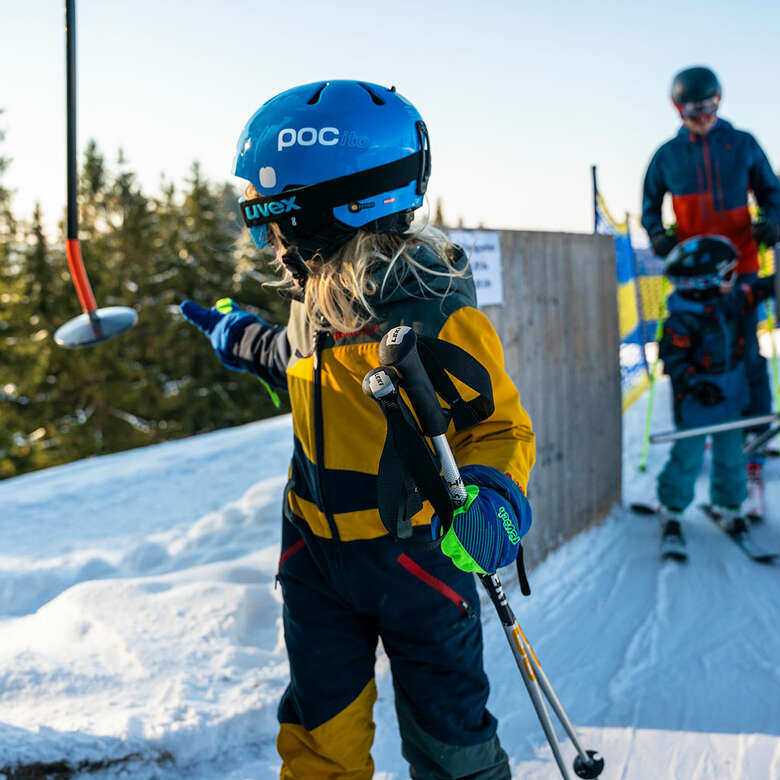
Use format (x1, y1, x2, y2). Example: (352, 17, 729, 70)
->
(476, 230, 621, 568)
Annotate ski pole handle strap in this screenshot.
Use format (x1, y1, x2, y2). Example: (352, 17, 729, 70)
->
(374, 390, 454, 548)
(417, 336, 495, 431)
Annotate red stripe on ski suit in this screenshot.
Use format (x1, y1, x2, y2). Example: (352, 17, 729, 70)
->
(397, 553, 470, 615)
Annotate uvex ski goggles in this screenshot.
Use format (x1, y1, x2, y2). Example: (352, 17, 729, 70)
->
(677, 96, 720, 119)
(240, 134, 431, 231)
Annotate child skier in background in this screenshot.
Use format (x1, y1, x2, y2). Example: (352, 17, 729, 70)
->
(656, 235, 776, 556)
(180, 80, 535, 779)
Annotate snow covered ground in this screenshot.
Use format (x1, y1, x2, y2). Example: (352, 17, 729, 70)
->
(0, 378, 779, 779)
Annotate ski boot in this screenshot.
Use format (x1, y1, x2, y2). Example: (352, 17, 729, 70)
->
(709, 505, 748, 535)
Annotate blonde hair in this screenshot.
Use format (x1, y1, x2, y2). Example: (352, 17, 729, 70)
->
(267, 223, 467, 333)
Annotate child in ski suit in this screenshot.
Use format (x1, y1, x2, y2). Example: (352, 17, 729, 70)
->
(657, 235, 776, 535)
(180, 80, 535, 780)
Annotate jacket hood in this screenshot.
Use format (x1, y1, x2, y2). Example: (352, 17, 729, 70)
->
(367, 242, 474, 306)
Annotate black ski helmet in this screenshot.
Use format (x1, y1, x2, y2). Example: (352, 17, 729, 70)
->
(670, 66, 722, 106)
(664, 235, 737, 298)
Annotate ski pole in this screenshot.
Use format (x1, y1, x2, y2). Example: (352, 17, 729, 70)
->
(752, 238, 780, 456)
(765, 298, 780, 411)
(649, 413, 780, 444)
(55, 0, 137, 348)
(638, 277, 668, 472)
(743, 421, 780, 456)
(373, 326, 604, 780)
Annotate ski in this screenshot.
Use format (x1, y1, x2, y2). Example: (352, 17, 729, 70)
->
(628, 504, 687, 562)
(628, 502, 659, 515)
(699, 504, 778, 564)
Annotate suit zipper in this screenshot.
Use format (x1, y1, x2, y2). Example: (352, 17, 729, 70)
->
(397, 553, 475, 617)
(313, 330, 341, 543)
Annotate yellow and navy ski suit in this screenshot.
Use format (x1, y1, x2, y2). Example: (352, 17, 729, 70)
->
(238, 245, 535, 779)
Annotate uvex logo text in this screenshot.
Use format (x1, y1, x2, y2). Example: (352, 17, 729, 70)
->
(244, 196, 301, 220)
(278, 127, 339, 151)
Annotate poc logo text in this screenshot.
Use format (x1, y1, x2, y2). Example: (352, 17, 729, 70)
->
(278, 127, 339, 151)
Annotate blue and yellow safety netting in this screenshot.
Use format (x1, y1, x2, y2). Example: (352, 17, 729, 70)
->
(595, 192, 662, 410)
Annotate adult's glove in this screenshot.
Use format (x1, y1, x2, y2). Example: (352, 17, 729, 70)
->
(752, 220, 780, 248)
(180, 298, 260, 371)
(650, 231, 678, 258)
(690, 381, 725, 406)
(431, 466, 532, 575)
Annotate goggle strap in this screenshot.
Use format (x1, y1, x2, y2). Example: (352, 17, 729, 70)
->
(241, 151, 424, 228)
(669, 270, 734, 290)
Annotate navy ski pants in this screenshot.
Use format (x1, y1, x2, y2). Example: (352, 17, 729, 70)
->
(275, 514, 510, 779)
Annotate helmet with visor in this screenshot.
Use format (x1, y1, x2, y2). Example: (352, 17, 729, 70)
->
(670, 66, 722, 120)
(233, 80, 431, 260)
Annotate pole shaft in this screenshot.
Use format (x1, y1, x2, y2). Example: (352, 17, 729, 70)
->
(501, 622, 571, 778)
(63, 0, 98, 315)
(743, 421, 780, 456)
(650, 413, 779, 444)
(65, 0, 78, 240)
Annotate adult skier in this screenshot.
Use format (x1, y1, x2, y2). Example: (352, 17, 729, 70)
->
(655, 235, 776, 558)
(641, 66, 780, 436)
(180, 80, 535, 779)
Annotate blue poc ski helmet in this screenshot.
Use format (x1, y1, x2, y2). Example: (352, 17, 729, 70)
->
(233, 80, 431, 258)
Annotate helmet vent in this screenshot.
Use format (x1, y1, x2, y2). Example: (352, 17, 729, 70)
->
(307, 83, 328, 105)
(358, 83, 385, 105)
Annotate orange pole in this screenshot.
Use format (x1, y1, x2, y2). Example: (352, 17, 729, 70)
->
(65, 238, 97, 313)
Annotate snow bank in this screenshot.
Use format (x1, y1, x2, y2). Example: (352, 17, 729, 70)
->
(0, 381, 778, 779)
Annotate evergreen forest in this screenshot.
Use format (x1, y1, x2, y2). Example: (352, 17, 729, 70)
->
(0, 124, 290, 480)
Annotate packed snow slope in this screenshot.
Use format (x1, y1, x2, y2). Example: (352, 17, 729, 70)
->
(0, 378, 779, 779)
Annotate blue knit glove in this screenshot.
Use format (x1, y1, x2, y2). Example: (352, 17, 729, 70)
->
(180, 298, 260, 371)
(431, 466, 532, 575)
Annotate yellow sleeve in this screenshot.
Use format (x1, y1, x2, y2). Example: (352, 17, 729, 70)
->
(437, 306, 535, 491)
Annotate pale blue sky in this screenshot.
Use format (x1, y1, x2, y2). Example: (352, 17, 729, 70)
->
(3, 0, 780, 239)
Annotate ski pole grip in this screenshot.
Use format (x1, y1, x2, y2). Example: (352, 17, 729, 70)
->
(362, 365, 400, 401)
(379, 326, 449, 436)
